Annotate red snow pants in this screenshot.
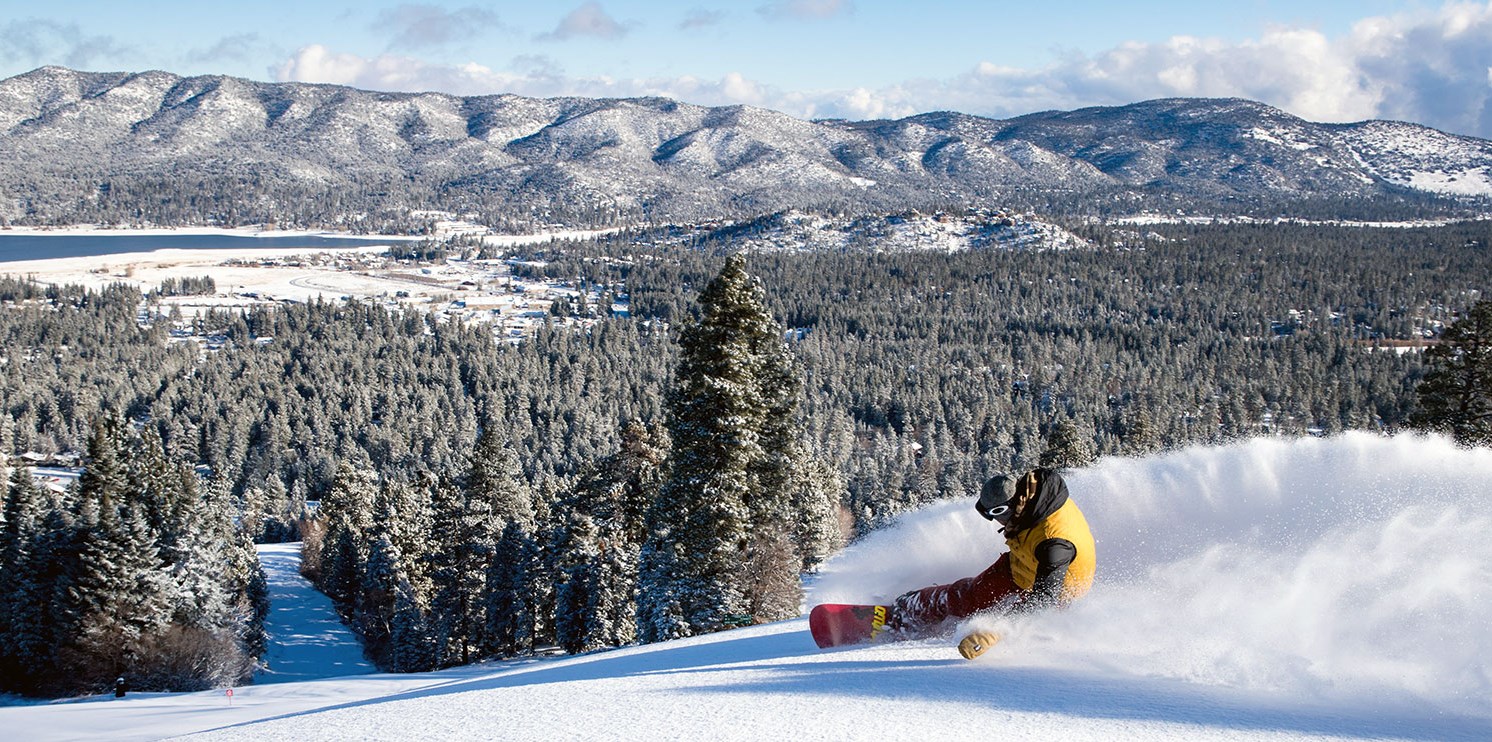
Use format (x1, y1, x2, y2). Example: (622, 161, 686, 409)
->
(893, 553, 1020, 631)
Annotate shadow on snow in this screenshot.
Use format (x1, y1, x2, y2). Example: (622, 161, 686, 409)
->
(208, 623, 1492, 742)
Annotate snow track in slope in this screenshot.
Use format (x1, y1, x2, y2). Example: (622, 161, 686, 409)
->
(255, 543, 376, 684)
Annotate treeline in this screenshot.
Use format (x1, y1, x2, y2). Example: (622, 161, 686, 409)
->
(298, 431, 549, 670)
(511, 221, 1488, 522)
(285, 258, 842, 670)
(4, 223, 1487, 524)
(1, 221, 1488, 685)
(4, 158, 1473, 233)
(0, 415, 268, 696)
(153, 275, 216, 297)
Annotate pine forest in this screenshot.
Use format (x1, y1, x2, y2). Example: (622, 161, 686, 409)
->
(1, 219, 1489, 695)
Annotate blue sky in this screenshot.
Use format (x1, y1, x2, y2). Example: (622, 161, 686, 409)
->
(4, 1, 1492, 137)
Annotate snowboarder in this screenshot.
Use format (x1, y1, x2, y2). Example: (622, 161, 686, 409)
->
(114, 676, 127, 698)
(889, 468, 1096, 659)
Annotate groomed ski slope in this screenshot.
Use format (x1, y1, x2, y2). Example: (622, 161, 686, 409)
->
(254, 543, 377, 685)
(4, 432, 1489, 741)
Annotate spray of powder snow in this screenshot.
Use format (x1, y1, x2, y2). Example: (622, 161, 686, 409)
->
(808, 432, 1492, 717)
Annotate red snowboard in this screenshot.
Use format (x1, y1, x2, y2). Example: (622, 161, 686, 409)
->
(809, 603, 895, 648)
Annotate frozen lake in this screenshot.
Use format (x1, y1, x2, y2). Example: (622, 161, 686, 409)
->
(0, 232, 408, 262)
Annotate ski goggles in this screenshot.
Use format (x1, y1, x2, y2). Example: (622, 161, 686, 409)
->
(976, 499, 1012, 522)
(976, 473, 1022, 524)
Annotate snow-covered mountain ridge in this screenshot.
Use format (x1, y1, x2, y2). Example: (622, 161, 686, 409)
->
(3, 67, 1491, 227)
(657, 209, 1090, 253)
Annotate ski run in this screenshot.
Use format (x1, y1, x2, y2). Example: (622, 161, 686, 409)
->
(2, 431, 1489, 741)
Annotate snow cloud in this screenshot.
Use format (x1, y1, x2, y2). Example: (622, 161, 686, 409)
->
(373, 4, 506, 50)
(757, 0, 855, 22)
(0, 19, 132, 70)
(538, 2, 629, 41)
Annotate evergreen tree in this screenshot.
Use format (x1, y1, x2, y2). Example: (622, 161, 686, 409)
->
(469, 428, 534, 528)
(61, 499, 178, 692)
(741, 527, 802, 624)
(639, 255, 833, 636)
(76, 414, 130, 524)
(635, 539, 688, 643)
(1040, 417, 1098, 469)
(485, 521, 538, 657)
(0, 466, 48, 685)
(356, 533, 403, 660)
(1413, 300, 1492, 447)
(586, 528, 639, 649)
(553, 512, 598, 654)
(428, 474, 497, 665)
(388, 573, 437, 672)
(162, 464, 235, 630)
(317, 462, 378, 606)
(593, 420, 668, 545)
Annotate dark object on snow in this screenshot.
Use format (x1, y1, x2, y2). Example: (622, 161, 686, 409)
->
(114, 677, 127, 698)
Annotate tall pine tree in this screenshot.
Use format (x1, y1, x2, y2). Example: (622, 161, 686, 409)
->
(639, 255, 841, 639)
(1413, 300, 1492, 447)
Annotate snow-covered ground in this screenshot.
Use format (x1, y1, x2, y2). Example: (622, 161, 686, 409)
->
(254, 544, 375, 685)
(3, 432, 1489, 741)
(0, 229, 605, 331)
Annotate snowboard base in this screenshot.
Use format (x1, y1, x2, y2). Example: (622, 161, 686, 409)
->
(809, 603, 895, 648)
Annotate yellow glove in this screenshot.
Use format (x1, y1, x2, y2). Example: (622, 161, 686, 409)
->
(958, 630, 1000, 660)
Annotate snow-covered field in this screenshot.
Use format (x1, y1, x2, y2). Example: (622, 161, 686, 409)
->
(3, 432, 1489, 741)
(0, 230, 573, 322)
(0, 246, 401, 305)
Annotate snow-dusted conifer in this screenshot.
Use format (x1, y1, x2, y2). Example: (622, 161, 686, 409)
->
(1040, 417, 1098, 469)
(553, 512, 599, 654)
(790, 458, 846, 571)
(357, 533, 402, 658)
(63, 499, 177, 691)
(485, 520, 538, 657)
(469, 428, 534, 528)
(635, 540, 688, 643)
(585, 527, 639, 649)
(0, 466, 49, 685)
(162, 464, 234, 630)
(640, 255, 839, 634)
(428, 474, 497, 665)
(388, 572, 437, 672)
(317, 462, 378, 606)
(1413, 299, 1492, 446)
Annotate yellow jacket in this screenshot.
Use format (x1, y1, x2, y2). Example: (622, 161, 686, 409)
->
(1005, 497, 1095, 604)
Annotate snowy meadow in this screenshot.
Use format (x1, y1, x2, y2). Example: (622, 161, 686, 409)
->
(4, 432, 1489, 741)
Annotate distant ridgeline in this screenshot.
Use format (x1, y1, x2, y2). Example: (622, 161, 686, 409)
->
(2, 67, 1491, 232)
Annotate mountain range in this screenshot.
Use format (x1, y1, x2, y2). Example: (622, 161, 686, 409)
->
(2, 66, 1490, 228)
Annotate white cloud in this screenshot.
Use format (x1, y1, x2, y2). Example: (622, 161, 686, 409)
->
(374, 4, 505, 50)
(185, 34, 274, 66)
(0, 19, 132, 70)
(679, 9, 726, 30)
(538, 2, 628, 41)
(276, 44, 770, 103)
(757, 0, 854, 21)
(810, 2, 1492, 137)
(275, 2, 1492, 139)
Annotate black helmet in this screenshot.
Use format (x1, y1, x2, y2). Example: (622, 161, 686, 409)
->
(976, 474, 1018, 525)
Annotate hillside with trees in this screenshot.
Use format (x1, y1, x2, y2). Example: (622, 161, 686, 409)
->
(1, 219, 1489, 689)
